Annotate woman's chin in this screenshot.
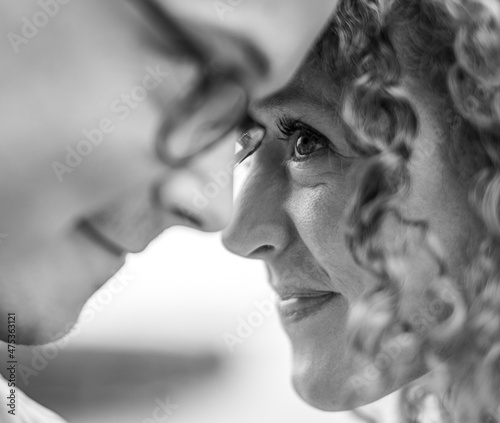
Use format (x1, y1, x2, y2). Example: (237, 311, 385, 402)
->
(290, 350, 398, 412)
(290, 351, 356, 411)
(292, 371, 353, 411)
(291, 372, 396, 412)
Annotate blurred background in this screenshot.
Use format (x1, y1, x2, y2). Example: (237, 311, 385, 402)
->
(0, 227, 398, 423)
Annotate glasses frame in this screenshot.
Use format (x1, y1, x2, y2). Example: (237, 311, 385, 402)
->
(130, 0, 268, 169)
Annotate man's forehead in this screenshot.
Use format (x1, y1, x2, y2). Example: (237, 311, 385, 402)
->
(163, 0, 339, 98)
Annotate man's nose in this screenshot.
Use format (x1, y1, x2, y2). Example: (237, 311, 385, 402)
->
(85, 132, 235, 255)
(158, 130, 235, 232)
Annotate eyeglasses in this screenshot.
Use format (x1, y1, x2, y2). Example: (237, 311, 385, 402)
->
(234, 119, 266, 167)
(131, 0, 267, 169)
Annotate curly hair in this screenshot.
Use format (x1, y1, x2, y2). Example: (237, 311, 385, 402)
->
(309, 0, 500, 422)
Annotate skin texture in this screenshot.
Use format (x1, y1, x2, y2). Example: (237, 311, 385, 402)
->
(0, 0, 337, 345)
(165, 0, 339, 98)
(222, 63, 484, 410)
(0, 0, 232, 345)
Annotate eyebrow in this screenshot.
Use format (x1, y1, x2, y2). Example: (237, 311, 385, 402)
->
(251, 79, 348, 147)
(128, 0, 206, 59)
(128, 0, 269, 78)
(256, 83, 340, 114)
(256, 86, 302, 110)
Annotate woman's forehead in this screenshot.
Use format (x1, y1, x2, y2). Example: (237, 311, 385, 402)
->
(252, 65, 342, 117)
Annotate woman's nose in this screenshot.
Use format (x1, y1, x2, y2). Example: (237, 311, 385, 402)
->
(222, 164, 290, 259)
(158, 132, 235, 232)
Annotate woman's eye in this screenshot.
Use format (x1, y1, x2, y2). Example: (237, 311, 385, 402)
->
(293, 132, 328, 159)
(277, 117, 331, 162)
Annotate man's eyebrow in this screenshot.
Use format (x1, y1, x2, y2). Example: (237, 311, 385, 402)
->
(223, 30, 269, 78)
(128, 0, 204, 59)
(128, 0, 269, 78)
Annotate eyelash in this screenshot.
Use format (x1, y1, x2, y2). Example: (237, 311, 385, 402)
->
(277, 116, 300, 137)
(276, 116, 333, 162)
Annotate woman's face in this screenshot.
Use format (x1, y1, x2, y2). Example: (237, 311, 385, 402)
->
(223, 63, 483, 410)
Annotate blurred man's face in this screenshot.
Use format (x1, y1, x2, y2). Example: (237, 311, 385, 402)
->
(0, 0, 241, 344)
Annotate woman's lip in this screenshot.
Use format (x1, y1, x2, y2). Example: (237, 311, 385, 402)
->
(277, 292, 339, 323)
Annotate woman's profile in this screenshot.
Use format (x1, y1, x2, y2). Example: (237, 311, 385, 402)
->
(223, 0, 500, 421)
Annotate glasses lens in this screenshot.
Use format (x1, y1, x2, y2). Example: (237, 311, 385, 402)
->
(234, 124, 265, 167)
(158, 80, 247, 164)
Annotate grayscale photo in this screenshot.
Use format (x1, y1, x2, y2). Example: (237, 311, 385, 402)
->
(1, 0, 499, 422)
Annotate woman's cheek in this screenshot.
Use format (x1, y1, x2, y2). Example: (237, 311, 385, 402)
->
(286, 178, 347, 248)
(286, 173, 366, 301)
(287, 153, 347, 181)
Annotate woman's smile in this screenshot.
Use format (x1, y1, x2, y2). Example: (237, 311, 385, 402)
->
(277, 291, 341, 324)
(269, 263, 342, 324)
